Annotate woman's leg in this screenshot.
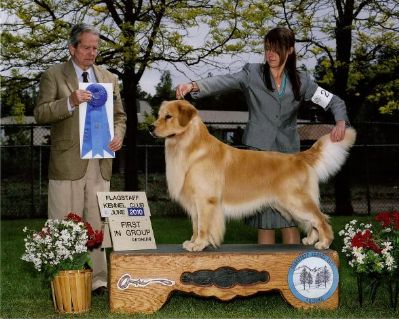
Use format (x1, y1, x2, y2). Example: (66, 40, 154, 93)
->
(281, 226, 301, 244)
(258, 229, 276, 244)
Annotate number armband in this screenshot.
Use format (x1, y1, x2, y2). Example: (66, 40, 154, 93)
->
(311, 86, 333, 109)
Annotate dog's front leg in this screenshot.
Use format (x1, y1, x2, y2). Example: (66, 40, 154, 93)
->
(183, 197, 221, 252)
(182, 208, 198, 250)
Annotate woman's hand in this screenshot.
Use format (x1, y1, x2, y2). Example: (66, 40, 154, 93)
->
(175, 82, 198, 99)
(330, 120, 346, 142)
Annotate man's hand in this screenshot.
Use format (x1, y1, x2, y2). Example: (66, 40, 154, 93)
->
(108, 136, 123, 152)
(69, 89, 92, 107)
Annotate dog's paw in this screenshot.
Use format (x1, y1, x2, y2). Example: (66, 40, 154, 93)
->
(182, 240, 208, 252)
(314, 241, 330, 250)
(302, 236, 317, 245)
(182, 240, 194, 251)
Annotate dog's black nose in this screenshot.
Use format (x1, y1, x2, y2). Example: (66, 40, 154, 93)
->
(149, 124, 158, 138)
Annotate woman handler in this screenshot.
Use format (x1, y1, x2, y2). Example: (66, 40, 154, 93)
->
(175, 27, 348, 245)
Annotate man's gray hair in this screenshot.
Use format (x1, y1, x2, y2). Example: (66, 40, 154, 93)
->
(69, 23, 100, 47)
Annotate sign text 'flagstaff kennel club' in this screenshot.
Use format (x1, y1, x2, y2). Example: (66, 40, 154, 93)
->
(97, 192, 156, 251)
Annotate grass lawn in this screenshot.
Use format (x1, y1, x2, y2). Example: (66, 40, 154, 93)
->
(1, 216, 398, 318)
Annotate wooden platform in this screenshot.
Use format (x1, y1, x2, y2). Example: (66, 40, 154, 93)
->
(109, 244, 340, 314)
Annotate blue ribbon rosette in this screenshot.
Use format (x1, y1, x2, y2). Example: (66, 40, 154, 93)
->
(81, 84, 114, 158)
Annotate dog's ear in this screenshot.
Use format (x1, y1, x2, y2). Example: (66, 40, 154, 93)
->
(177, 101, 196, 127)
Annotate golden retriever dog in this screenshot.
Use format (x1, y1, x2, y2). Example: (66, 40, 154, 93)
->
(150, 100, 356, 252)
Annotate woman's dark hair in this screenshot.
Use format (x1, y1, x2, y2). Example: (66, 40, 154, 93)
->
(262, 27, 301, 101)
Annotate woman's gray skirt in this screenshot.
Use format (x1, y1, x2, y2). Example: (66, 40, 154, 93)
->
(245, 206, 297, 229)
(244, 145, 298, 229)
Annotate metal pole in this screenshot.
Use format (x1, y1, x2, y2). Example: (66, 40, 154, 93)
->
(365, 144, 371, 215)
(30, 125, 35, 215)
(39, 145, 42, 214)
(145, 145, 148, 192)
(364, 123, 371, 216)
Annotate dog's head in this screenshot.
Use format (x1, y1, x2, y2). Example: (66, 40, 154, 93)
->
(150, 100, 198, 138)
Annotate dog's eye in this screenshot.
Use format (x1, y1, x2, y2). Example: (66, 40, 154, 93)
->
(165, 114, 172, 120)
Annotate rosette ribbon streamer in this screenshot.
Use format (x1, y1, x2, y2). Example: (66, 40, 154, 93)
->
(81, 84, 114, 157)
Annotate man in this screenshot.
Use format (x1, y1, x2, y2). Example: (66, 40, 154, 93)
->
(34, 23, 127, 295)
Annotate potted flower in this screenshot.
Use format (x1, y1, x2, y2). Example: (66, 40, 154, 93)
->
(21, 212, 103, 313)
(339, 210, 399, 309)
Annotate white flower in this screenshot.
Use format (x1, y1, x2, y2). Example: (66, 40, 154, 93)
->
(352, 247, 365, 265)
(384, 255, 397, 271)
(340, 216, 399, 275)
(381, 241, 393, 252)
(21, 216, 99, 277)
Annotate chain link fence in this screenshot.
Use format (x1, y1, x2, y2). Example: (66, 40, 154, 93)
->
(1, 122, 398, 219)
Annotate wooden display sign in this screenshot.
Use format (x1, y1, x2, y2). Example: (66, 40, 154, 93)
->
(109, 245, 340, 314)
(97, 192, 156, 251)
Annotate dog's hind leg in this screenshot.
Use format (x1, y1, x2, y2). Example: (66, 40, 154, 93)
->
(302, 227, 319, 246)
(278, 195, 333, 250)
(313, 213, 333, 249)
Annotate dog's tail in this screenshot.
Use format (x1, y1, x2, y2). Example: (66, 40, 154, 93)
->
(299, 127, 357, 182)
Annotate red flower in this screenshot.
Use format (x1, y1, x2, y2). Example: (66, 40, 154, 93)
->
(351, 229, 381, 253)
(64, 212, 103, 249)
(375, 210, 399, 230)
(85, 222, 94, 236)
(375, 211, 391, 228)
(38, 228, 49, 238)
(392, 211, 399, 230)
(65, 212, 82, 223)
(84, 222, 103, 249)
(86, 230, 103, 249)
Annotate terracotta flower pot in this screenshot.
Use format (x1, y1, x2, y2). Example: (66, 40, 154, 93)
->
(50, 269, 92, 313)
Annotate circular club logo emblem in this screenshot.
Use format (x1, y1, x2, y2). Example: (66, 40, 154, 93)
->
(288, 251, 339, 304)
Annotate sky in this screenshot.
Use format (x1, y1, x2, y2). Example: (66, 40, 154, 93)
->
(138, 54, 263, 96)
(138, 46, 316, 96)
(0, 10, 316, 97)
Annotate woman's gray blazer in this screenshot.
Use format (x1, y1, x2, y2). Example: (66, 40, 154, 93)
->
(191, 63, 348, 153)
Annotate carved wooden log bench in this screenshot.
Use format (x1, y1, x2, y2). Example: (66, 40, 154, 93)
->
(109, 244, 339, 314)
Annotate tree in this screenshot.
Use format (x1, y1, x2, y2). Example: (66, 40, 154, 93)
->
(1, 0, 276, 190)
(272, 0, 399, 214)
(3, 0, 397, 199)
(319, 266, 330, 288)
(299, 268, 309, 290)
(349, 45, 399, 122)
(315, 271, 322, 288)
(306, 271, 313, 289)
(149, 70, 175, 114)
